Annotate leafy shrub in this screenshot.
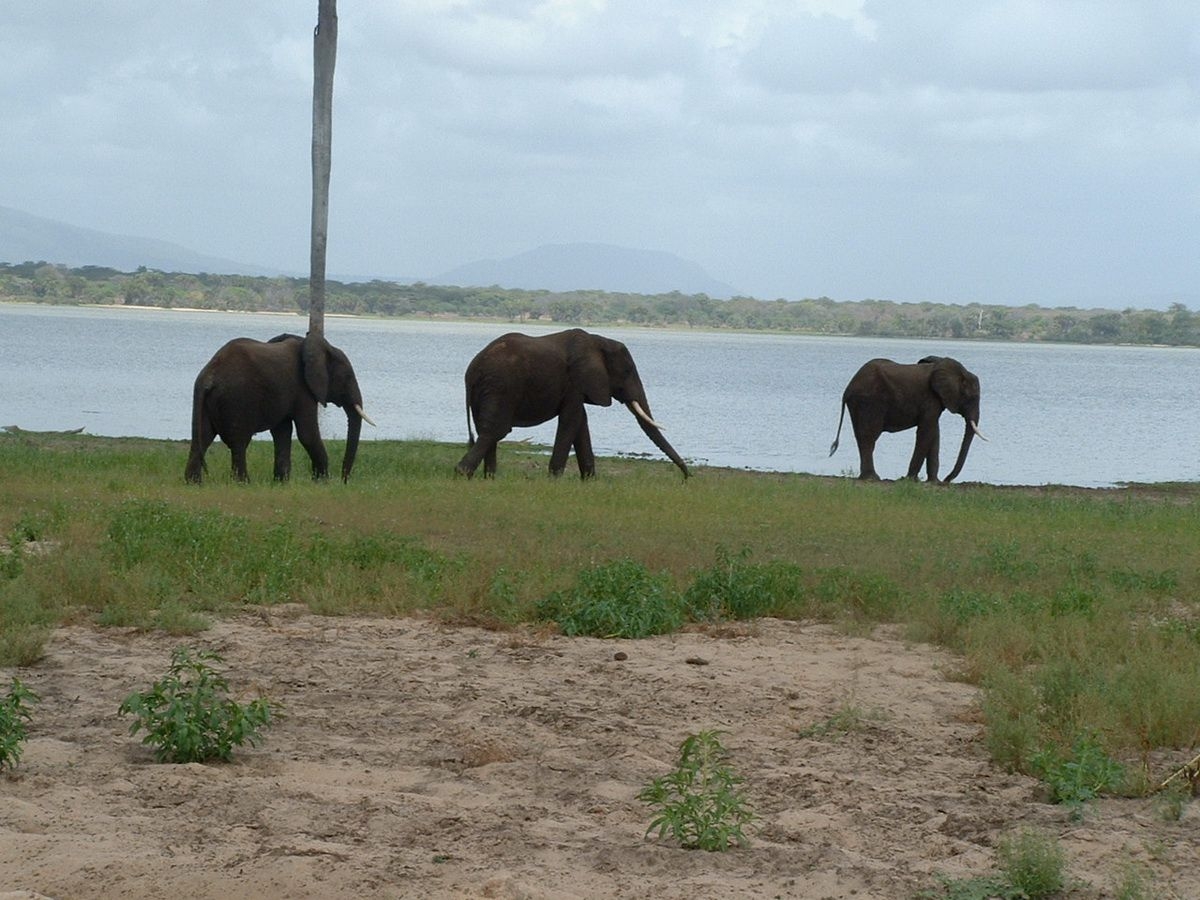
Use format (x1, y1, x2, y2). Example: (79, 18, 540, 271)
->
(0, 677, 39, 771)
(638, 730, 756, 851)
(995, 828, 1067, 898)
(1030, 732, 1126, 807)
(916, 873, 1027, 900)
(118, 646, 275, 763)
(536, 559, 684, 638)
(682, 546, 806, 621)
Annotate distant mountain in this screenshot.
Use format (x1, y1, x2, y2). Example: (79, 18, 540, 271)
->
(0, 205, 282, 276)
(435, 242, 740, 298)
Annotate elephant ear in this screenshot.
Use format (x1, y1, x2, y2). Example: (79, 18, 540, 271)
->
(569, 334, 612, 406)
(930, 361, 962, 413)
(301, 332, 331, 404)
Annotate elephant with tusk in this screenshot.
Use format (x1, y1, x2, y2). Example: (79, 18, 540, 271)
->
(185, 332, 373, 484)
(829, 355, 985, 483)
(454, 328, 690, 480)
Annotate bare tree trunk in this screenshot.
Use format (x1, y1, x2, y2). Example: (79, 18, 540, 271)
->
(309, 0, 337, 339)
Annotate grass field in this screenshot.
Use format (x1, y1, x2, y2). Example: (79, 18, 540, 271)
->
(2, 430, 1198, 796)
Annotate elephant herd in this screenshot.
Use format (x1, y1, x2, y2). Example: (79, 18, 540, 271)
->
(184, 327, 984, 486)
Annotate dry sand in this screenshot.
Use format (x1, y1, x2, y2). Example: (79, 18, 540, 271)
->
(2, 611, 1196, 899)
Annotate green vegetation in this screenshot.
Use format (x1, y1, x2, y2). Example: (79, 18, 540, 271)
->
(0, 677, 39, 771)
(117, 645, 276, 763)
(535, 559, 684, 638)
(1030, 732, 1127, 810)
(638, 730, 756, 851)
(3, 432, 1200, 799)
(919, 828, 1067, 899)
(3, 261, 1198, 345)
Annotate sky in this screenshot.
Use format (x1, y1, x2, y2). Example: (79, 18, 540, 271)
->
(3, 1, 1198, 308)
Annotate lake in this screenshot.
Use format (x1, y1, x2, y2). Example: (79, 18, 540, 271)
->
(1, 302, 1196, 487)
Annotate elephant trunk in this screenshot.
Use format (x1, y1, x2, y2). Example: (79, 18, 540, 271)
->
(941, 416, 978, 484)
(627, 400, 689, 479)
(340, 407, 363, 482)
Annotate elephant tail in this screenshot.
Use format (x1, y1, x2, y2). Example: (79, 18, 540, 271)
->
(829, 402, 847, 457)
(185, 375, 212, 482)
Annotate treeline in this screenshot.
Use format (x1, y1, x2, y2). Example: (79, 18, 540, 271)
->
(3, 260, 1199, 347)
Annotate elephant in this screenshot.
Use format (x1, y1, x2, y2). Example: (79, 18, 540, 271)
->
(828, 355, 985, 483)
(454, 328, 690, 480)
(184, 332, 373, 484)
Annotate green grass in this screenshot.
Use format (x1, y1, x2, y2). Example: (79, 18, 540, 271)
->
(3, 432, 1200, 792)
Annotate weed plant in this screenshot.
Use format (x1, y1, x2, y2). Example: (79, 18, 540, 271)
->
(995, 828, 1068, 897)
(1029, 732, 1126, 808)
(682, 546, 807, 621)
(536, 559, 683, 638)
(118, 646, 275, 763)
(4, 434, 1200, 792)
(919, 828, 1068, 899)
(638, 730, 756, 851)
(0, 677, 39, 771)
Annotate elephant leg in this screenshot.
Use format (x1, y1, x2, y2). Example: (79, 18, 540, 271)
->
(294, 416, 329, 480)
(456, 430, 503, 478)
(908, 422, 940, 481)
(185, 425, 216, 484)
(573, 411, 595, 479)
(271, 421, 294, 482)
(227, 438, 251, 483)
(550, 409, 584, 476)
(850, 421, 881, 480)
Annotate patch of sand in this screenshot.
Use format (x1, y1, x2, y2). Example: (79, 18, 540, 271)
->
(2, 613, 1195, 898)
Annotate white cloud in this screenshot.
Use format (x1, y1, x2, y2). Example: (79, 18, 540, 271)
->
(1, 1, 1197, 305)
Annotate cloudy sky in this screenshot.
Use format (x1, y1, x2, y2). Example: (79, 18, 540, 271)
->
(4, 1, 1198, 307)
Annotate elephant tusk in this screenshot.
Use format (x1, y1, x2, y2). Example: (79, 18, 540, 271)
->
(970, 420, 987, 441)
(355, 405, 377, 427)
(630, 400, 664, 430)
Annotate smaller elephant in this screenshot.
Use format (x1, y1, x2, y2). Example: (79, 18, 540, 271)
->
(829, 355, 985, 483)
(185, 332, 373, 484)
(455, 328, 689, 479)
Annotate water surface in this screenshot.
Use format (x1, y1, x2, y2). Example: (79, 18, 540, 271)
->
(2, 303, 1196, 487)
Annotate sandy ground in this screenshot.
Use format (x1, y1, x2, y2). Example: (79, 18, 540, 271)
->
(2, 611, 1196, 899)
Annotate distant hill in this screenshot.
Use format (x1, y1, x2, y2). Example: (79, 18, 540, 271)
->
(435, 242, 740, 299)
(0, 205, 282, 276)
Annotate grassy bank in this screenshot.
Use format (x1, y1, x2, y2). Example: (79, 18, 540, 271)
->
(3, 431, 1199, 793)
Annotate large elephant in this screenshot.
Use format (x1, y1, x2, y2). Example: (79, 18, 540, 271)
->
(184, 332, 373, 484)
(454, 328, 690, 479)
(828, 355, 985, 483)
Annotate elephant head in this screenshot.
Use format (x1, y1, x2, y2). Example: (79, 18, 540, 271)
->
(298, 332, 372, 481)
(923, 356, 984, 484)
(570, 333, 690, 478)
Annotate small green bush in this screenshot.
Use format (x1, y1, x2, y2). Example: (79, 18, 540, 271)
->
(0, 677, 39, 771)
(118, 646, 275, 763)
(639, 730, 756, 851)
(1030, 732, 1126, 807)
(995, 828, 1067, 898)
(536, 559, 684, 638)
(682, 546, 806, 622)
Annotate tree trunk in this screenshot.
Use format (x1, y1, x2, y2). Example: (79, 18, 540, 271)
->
(309, 0, 337, 339)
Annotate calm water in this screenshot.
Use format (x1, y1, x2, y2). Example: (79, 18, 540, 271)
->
(2, 302, 1197, 487)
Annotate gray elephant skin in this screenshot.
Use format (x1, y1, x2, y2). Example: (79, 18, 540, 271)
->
(829, 356, 984, 483)
(185, 332, 372, 484)
(455, 328, 690, 479)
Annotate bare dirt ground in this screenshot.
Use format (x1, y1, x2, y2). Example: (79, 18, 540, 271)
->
(2, 611, 1196, 899)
